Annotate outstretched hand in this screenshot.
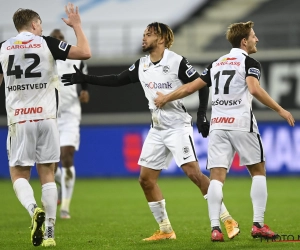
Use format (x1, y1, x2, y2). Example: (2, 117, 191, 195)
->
(278, 108, 295, 127)
(62, 65, 85, 86)
(196, 111, 210, 138)
(62, 2, 81, 28)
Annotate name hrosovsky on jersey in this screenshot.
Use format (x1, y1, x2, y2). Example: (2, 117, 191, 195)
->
(212, 98, 242, 106)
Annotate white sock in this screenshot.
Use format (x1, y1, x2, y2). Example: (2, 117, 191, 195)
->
(55, 167, 62, 186)
(204, 194, 231, 222)
(148, 199, 173, 233)
(251, 175, 267, 225)
(41, 182, 57, 229)
(13, 178, 37, 217)
(61, 166, 76, 212)
(219, 203, 231, 223)
(207, 180, 223, 228)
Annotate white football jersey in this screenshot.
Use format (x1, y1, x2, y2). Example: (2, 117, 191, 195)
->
(200, 48, 260, 133)
(128, 49, 200, 129)
(0, 32, 71, 125)
(57, 59, 88, 118)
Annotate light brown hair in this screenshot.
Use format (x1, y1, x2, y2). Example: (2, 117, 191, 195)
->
(13, 8, 41, 31)
(226, 21, 254, 48)
(50, 29, 65, 41)
(147, 22, 174, 49)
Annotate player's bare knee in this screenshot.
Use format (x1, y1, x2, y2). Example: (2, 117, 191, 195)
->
(246, 162, 266, 177)
(139, 176, 155, 190)
(61, 155, 73, 168)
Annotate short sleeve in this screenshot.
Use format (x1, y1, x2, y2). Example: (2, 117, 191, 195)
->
(178, 57, 200, 84)
(200, 62, 213, 87)
(245, 56, 261, 80)
(0, 41, 4, 74)
(127, 59, 140, 83)
(42, 36, 71, 61)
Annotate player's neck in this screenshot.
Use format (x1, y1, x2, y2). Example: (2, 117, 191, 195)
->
(18, 29, 35, 35)
(149, 47, 165, 63)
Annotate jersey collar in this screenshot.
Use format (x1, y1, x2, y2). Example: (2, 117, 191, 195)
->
(146, 48, 170, 67)
(230, 48, 248, 56)
(16, 32, 35, 38)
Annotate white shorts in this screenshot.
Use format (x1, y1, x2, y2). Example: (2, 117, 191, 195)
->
(207, 130, 265, 171)
(7, 119, 60, 167)
(57, 115, 80, 150)
(138, 126, 198, 170)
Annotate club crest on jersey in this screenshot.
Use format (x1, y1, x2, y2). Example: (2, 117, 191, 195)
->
(248, 68, 260, 79)
(186, 66, 196, 78)
(129, 64, 135, 71)
(182, 146, 190, 155)
(59, 41, 68, 51)
(201, 68, 208, 76)
(162, 65, 170, 74)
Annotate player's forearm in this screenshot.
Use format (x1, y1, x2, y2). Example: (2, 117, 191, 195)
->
(80, 82, 88, 90)
(82, 74, 122, 87)
(82, 71, 132, 87)
(73, 24, 91, 59)
(252, 87, 282, 113)
(165, 78, 206, 103)
(198, 85, 209, 113)
(0, 74, 3, 87)
(164, 84, 192, 103)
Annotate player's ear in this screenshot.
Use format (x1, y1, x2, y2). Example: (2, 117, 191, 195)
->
(31, 21, 36, 30)
(158, 36, 165, 46)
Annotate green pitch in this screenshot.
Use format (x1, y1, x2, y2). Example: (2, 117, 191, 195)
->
(0, 177, 299, 250)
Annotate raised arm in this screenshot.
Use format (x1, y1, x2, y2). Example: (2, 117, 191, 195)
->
(62, 3, 91, 60)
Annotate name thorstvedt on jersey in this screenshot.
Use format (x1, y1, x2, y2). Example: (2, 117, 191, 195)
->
(7, 83, 48, 92)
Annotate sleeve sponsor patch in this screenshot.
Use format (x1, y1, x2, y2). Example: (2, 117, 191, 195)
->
(201, 68, 208, 76)
(248, 67, 260, 79)
(59, 41, 68, 51)
(185, 66, 196, 78)
(129, 64, 135, 71)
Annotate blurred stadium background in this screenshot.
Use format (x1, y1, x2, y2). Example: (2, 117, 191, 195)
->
(0, 0, 300, 178)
